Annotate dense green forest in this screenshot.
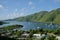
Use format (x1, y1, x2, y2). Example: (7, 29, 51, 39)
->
(14, 8, 60, 24)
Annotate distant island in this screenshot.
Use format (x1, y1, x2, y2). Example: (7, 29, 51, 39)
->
(14, 8, 60, 24)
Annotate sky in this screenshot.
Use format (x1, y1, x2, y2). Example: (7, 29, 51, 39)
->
(0, 0, 60, 20)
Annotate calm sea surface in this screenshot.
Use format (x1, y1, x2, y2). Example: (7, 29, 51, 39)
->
(0, 20, 60, 30)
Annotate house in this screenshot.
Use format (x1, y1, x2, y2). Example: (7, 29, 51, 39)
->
(56, 36, 60, 40)
(21, 33, 30, 38)
(33, 34, 47, 39)
(9, 35, 17, 38)
(0, 32, 7, 37)
(18, 33, 30, 40)
(33, 34, 41, 38)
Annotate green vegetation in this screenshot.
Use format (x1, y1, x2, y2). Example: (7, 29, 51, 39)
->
(1, 27, 60, 40)
(47, 35, 57, 40)
(2, 25, 23, 30)
(0, 36, 16, 40)
(54, 28, 60, 36)
(14, 11, 48, 22)
(14, 8, 60, 24)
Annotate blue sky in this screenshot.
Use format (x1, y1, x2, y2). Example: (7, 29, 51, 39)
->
(0, 0, 60, 20)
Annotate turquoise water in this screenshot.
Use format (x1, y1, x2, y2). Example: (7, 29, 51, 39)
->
(0, 20, 60, 30)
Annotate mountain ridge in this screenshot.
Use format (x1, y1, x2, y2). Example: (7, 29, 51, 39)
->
(14, 8, 60, 24)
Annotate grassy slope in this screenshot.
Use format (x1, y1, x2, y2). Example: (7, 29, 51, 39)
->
(40, 8, 60, 23)
(15, 11, 48, 22)
(14, 8, 60, 24)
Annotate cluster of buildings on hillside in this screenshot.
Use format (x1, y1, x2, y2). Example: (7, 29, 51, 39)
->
(0, 32, 60, 40)
(0, 28, 60, 40)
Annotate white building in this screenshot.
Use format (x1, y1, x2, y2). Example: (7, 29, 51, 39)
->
(56, 36, 60, 40)
(33, 34, 47, 39)
(33, 34, 41, 38)
(21, 33, 30, 38)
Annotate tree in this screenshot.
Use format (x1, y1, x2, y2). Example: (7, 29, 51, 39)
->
(47, 35, 57, 40)
(54, 28, 60, 35)
(16, 31, 22, 37)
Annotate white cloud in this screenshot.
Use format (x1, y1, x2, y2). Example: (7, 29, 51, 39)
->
(7, 13, 19, 18)
(15, 9, 18, 12)
(29, 1, 33, 6)
(28, 1, 36, 10)
(7, 9, 19, 19)
(6, 8, 27, 19)
(0, 4, 4, 9)
(7, 13, 23, 19)
(0, 4, 8, 11)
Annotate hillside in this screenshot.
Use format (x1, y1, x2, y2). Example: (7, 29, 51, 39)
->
(15, 11, 48, 22)
(14, 8, 60, 24)
(40, 8, 60, 23)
